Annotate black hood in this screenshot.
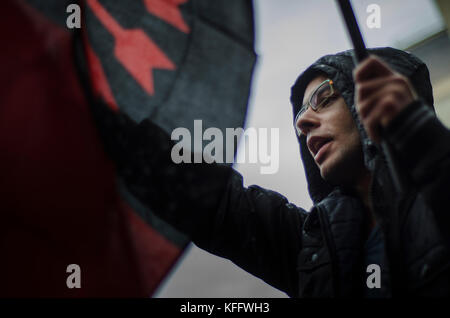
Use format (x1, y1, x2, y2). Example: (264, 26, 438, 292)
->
(290, 47, 435, 204)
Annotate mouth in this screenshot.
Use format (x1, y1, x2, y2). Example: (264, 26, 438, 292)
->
(307, 136, 333, 162)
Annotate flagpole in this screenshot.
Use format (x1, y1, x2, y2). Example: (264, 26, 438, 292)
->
(336, 0, 405, 195)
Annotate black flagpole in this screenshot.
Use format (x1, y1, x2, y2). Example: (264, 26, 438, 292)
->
(336, 0, 405, 195)
(336, 0, 408, 297)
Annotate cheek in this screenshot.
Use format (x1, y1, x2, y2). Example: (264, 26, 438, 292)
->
(333, 104, 359, 138)
(329, 107, 361, 154)
(338, 124, 361, 156)
(344, 122, 361, 144)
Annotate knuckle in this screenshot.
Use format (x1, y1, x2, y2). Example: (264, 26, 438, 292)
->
(381, 95, 396, 107)
(393, 74, 409, 87)
(358, 81, 369, 94)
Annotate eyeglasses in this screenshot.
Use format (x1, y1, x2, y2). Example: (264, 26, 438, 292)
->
(294, 79, 338, 136)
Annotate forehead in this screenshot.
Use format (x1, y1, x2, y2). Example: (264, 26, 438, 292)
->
(302, 75, 330, 104)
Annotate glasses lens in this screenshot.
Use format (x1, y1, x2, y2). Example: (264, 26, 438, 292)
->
(294, 109, 304, 136)
(294, 80, 335, 136)
(310, 81, 333, 109)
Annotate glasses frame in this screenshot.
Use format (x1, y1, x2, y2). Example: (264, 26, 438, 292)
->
(294, 79, 335, 136)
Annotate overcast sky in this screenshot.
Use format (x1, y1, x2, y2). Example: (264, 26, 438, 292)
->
(155, 0, 444, 298)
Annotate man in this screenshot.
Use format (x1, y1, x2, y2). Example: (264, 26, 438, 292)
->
(97, 47, 450, 297)
(288, 47, 450, 297)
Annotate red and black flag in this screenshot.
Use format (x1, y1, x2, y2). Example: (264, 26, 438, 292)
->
(0, 0, 255, 297)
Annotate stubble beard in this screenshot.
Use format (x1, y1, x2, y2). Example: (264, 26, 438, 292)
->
(319, 139, 366, 189)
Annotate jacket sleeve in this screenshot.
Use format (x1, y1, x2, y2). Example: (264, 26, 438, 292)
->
(385, 99, 450, 246)
(95, 104, 307, 297)
(194, 170, 307, 297)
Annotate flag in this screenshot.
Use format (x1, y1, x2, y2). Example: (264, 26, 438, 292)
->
(0, 0, 256, 297)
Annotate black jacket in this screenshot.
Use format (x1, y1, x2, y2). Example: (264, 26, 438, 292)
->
(94, 47, 450, 297)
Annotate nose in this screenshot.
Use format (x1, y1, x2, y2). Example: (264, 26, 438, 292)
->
(296, 106, 320, 136)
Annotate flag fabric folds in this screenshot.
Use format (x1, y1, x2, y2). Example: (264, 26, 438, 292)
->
(0, 0, 255, 296)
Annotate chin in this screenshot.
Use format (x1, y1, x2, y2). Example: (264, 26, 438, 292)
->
(319, 153, 351, 186)
(319, 147, 364, 187)
(319, 161, 340, 186)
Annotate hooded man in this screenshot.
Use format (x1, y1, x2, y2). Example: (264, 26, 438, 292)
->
(95, 47, 450, 297)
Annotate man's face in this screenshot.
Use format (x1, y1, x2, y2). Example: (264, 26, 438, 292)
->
(296, 75, 365, 186)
